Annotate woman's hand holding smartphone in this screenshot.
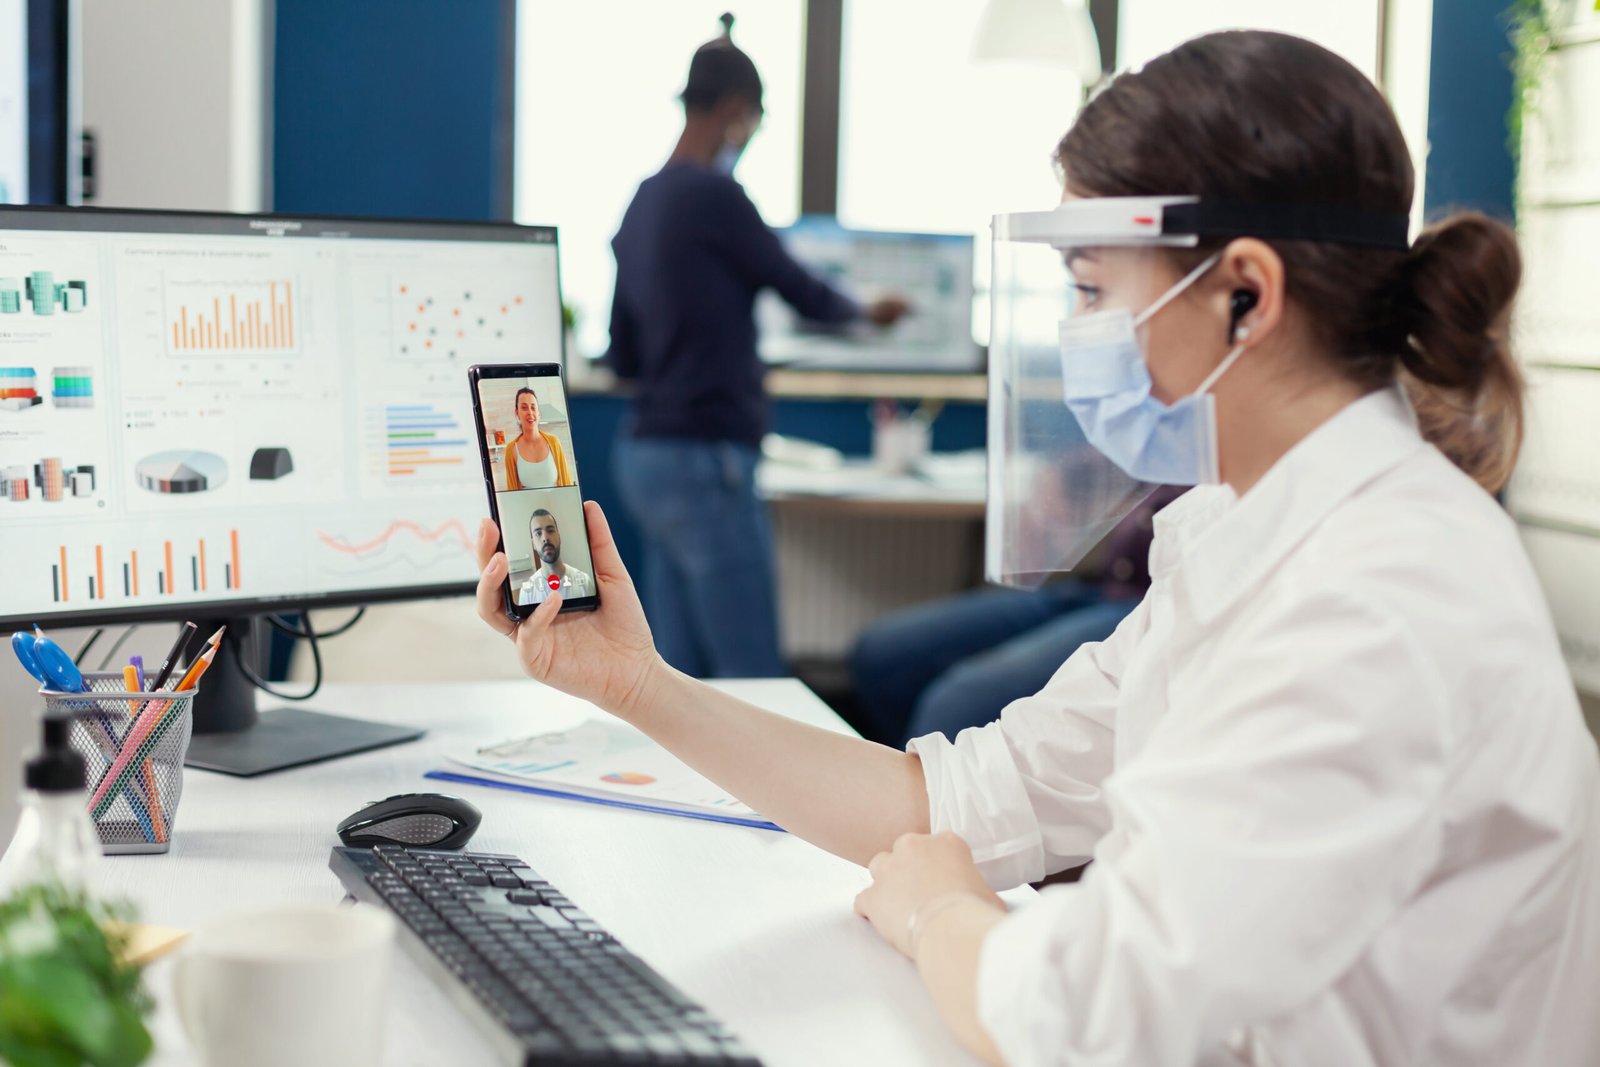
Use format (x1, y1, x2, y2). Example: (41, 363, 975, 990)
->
(468, 362, 666, 716)
(473, 507, 664, 719)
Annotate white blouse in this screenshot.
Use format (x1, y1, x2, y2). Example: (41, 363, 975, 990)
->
(514, 447, 558, 490)
(911, 386, 1600, 1067)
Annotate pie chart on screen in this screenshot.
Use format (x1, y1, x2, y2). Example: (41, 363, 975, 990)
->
(601, 772, 656, 786)
(135, 450, 229, 494)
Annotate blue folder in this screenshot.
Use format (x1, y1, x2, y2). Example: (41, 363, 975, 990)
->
(424, 770, 785, 833)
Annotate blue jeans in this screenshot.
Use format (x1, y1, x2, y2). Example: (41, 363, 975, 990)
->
(612, 435, 786, 678)
(849, 581, 1139, 746)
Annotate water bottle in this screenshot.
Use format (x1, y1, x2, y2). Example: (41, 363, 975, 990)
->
(0, 713, 100, 895)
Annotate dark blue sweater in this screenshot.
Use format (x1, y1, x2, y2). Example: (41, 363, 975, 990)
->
(606, 163, 860, 446)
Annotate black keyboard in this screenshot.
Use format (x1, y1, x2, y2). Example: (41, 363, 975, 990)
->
(330, 845, 763, 1066)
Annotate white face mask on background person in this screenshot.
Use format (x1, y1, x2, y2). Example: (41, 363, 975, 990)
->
(713, 111, 759, 175)
(713, 142, 744, 175)
(1057, 252, 1249, 485)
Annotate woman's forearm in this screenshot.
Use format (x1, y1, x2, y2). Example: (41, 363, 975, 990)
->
(616, 661, 930, 867)
(915, 896, 1008, 1066)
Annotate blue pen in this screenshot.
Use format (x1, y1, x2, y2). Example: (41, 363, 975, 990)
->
(130, 655, 146, 692)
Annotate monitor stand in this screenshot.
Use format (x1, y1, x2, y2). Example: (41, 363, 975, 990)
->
(183, 615, 423, 777)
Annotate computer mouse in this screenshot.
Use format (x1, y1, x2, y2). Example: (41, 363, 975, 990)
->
(336, 792, 482, 850)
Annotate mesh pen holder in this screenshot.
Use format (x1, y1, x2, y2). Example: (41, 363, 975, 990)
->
(43, 672, 197, 855)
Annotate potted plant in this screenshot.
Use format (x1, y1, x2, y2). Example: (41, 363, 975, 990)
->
(0, 882, 153, 1067)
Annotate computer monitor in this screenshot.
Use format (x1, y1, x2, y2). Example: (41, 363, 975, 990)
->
(0, 0, 80, 205)
(757, 215, 981, 373)
(0, 206, 564, 773)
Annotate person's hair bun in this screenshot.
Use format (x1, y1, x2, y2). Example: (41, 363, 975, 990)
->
(1387, 211, 1520, 393)
(1379, 211, 1525, 493)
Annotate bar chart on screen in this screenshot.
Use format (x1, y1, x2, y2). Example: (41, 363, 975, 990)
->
(41, 529, 244, 604)
(367, 401, 474, 488)
(163, 276, 301, 356)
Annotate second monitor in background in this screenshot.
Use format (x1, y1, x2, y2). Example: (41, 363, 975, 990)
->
(758, 216, 980, 373)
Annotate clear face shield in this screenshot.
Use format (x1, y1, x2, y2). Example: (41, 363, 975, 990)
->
(985, 198, 1206, 588)
(984, 197, 1413, 588)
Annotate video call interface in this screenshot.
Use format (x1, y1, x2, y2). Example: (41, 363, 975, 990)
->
(477, 373, 594, 606)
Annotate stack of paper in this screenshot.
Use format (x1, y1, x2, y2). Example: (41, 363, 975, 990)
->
(432, 719, 780, 831)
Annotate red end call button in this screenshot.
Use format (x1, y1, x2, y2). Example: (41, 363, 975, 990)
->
(547, 574, 562, 591)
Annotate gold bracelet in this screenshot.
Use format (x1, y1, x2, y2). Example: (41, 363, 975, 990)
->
(906, 891, 980, 959)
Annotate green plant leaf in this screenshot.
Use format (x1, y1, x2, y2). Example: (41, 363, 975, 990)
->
(0, 1030, 83, 1067)
(1507, 0, 1556, 199)
(0, 882, 153, 1067)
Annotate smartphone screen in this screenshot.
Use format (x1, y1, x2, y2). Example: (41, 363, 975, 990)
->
(467, 363, 599, 617)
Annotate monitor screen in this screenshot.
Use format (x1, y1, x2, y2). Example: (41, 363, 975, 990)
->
(757, 216, 980, 373)
(0, 0, 76, 205)
(0, 207, 563, 627)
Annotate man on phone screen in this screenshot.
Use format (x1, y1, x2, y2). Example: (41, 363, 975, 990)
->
(517, 509, 594, 606)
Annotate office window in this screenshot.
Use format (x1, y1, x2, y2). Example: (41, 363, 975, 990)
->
(836, 1, 1084, 237)
(1118, 0, 1382, 78)
(838, 1, 1389, 236)
(514, 1, 804, 358)
(835, 2, 1089, 344)
(1118, 1, 1424, 225)
(1382, 0, 1433, 232)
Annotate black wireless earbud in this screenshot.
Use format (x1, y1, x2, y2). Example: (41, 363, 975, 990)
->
(1229, 290, 1258, 341)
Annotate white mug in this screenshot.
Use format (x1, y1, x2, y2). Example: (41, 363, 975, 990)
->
(173, 904, 396, 1067)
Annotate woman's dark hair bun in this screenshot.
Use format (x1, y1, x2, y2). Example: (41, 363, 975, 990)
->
(1382, 211, 1525, 493)
(1384, 211, 1521, 394)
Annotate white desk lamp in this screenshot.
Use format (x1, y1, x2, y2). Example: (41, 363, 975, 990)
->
(973, 0, 1104, 88)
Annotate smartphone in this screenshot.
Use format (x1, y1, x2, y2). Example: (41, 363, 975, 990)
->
(468, 363, 599, 618)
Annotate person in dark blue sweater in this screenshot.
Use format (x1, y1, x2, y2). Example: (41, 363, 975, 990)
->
(606, 16, 905, 678)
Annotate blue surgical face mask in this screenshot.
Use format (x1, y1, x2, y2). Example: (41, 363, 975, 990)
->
(1058, 252, 1246, 485)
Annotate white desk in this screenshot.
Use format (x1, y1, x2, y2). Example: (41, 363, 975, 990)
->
(93, 678, 997, 1067)
(757, 458, 985, 521)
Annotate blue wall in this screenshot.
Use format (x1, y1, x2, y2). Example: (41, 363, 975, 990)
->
(273, 0, 514, 220)
(1423, 0, 1518, 221)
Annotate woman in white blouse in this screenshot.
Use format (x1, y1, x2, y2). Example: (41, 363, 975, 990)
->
(473, 31, 1599, 1067)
